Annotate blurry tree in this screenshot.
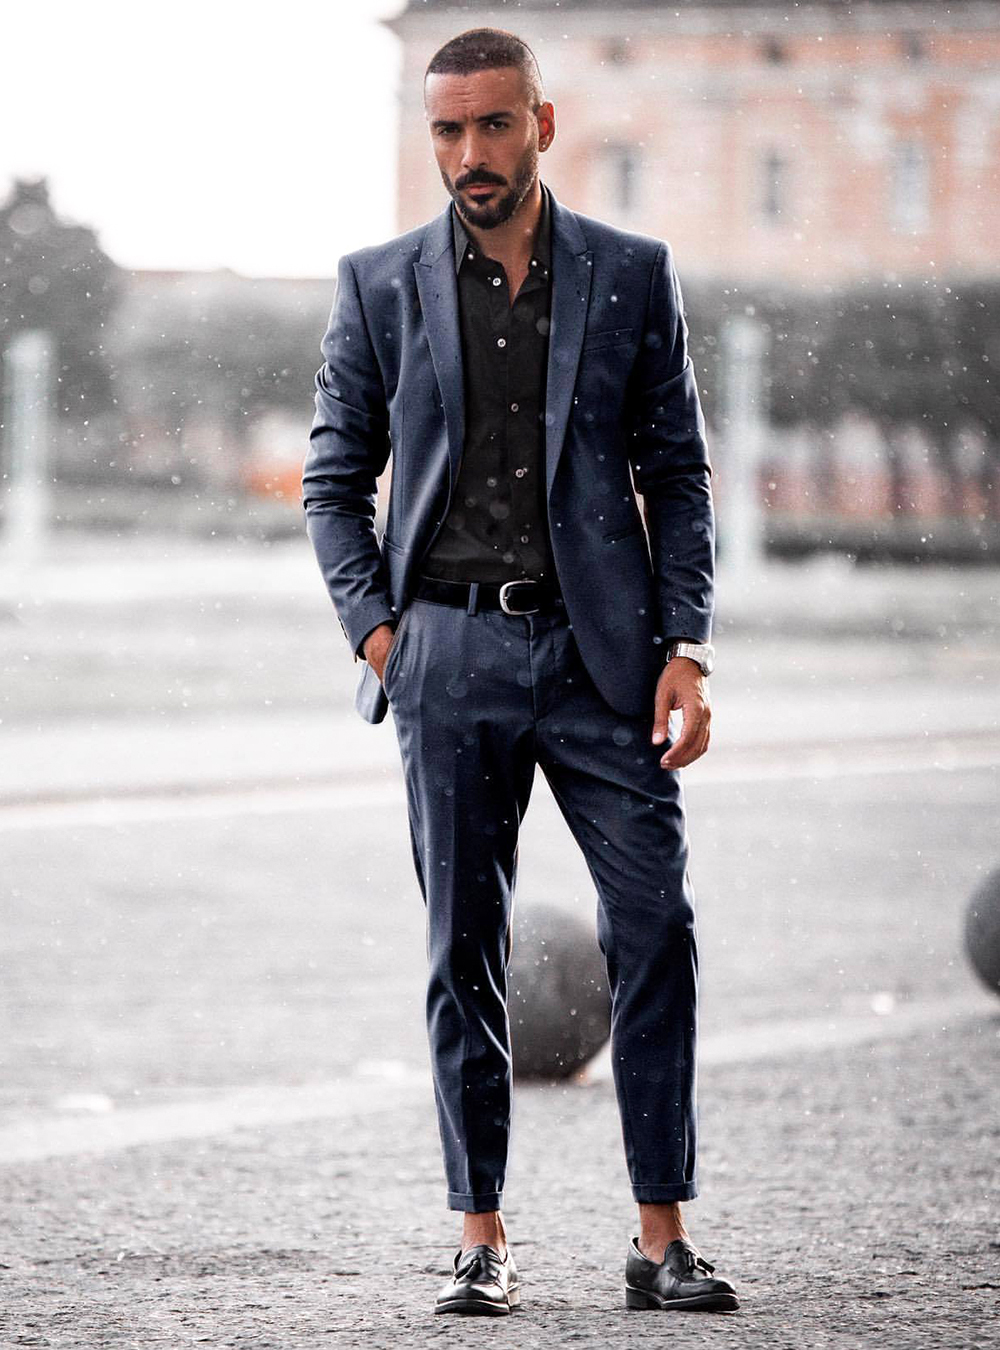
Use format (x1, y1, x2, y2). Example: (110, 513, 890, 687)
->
(689, 275, 998, 524)
(120, 291, 325, 459)
(951, 283, 1000, 519)
(0, 177, 123, 453)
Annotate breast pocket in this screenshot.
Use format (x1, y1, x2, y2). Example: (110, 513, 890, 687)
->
(577, 329, 637, 424)
(582, 327, 635, 353)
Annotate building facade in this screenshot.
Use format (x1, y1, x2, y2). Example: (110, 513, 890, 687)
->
(387, 0, 999, 286)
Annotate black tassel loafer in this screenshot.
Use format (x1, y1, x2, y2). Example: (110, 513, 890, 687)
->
(434, 1243, 521, 1315)
(625, 1236, 740, 1312)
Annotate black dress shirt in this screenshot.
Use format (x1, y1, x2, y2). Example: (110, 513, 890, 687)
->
(420, 182, 556, 585)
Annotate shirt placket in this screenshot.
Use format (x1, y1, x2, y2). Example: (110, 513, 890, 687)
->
(483, 260, 513, 538)
(509, 267, 545, 575)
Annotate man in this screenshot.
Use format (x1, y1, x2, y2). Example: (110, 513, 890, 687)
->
(302, 26, 739, 1317)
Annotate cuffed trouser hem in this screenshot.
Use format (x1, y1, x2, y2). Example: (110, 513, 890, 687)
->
(448, 1190, 504, 1213)
(632, 1181, 699, 1203)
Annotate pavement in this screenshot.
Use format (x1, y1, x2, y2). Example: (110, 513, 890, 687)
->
(0, 532, 998, 1347)
(1, 529, 998, 639)
(1, 535, 997, 811)
(1, 1015, 997, 1348)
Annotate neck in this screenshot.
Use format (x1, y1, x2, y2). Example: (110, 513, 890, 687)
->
(458, 177, 543, 266)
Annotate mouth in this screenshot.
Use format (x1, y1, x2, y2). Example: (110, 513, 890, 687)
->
(464, 183, 498, 196)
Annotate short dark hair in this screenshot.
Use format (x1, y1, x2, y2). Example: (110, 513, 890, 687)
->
(424, 27, 544, 110)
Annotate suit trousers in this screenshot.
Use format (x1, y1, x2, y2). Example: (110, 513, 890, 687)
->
(381, 587, 700, 1212)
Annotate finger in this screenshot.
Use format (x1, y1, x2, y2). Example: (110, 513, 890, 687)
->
(684, 724, 711, 767)
(669, 719, 711, 769)
(659, 720, 696, 767)
(661, 737, 695, 769)
(651, 682, 676, 745)
(660, 708, 707, 768)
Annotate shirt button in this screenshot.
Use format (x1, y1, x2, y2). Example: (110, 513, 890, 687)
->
(467, 251, 475, 260)
(491, 276, 502, 287)
(515, 467, 527, 478)
(520, 535, 530, 544)
(497, 337, 506, 348)
(510, 402, 519, 412)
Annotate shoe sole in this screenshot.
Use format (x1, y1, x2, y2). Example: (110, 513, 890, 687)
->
(435, 1284, 521, 1315)
(625, 1283, 739, 1312)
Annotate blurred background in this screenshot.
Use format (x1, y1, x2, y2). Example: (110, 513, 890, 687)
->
(3, 0, 998, 553)
(1, 1, 999, 1338)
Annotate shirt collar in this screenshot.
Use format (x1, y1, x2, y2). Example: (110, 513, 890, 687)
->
(451, 180, 552, 278)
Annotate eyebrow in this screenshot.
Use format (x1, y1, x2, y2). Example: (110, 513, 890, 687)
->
(430, 110, 515, 130)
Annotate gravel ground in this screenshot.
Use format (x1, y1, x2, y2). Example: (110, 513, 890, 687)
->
(1, 1015, 997, 1349)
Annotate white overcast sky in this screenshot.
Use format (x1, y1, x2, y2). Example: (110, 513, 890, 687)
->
(3, 0, 410, 279)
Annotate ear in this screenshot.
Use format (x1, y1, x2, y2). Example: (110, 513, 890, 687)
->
(537, 100, 556, 151)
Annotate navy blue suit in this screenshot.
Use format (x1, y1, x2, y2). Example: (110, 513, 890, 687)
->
(303, 183, 714, 726)
(303, 183, 715, 1212)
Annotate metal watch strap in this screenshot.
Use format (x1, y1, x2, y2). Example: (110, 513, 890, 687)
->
(666, 640, 715, 676)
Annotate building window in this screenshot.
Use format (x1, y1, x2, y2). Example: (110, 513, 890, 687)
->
(890, 139, 930, 233)
(595, 142, 641, 219)
(760, 147, 790, 223)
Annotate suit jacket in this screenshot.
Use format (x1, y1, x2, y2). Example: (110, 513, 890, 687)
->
(302, 181, 715, 726)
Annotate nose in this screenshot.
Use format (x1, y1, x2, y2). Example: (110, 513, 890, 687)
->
(459, 131, 487, 174)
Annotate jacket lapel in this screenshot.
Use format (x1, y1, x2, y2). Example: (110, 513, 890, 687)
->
(544, 189, 592, 500)
(413, 205, 465, 491)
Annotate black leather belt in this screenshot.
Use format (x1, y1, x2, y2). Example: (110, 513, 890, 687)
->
(414, 574, 565, 616)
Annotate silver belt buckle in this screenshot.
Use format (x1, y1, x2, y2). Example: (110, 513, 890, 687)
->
(499, 579, 541, 616)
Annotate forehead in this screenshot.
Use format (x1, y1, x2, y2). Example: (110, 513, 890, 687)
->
(424, 67, 530, 120)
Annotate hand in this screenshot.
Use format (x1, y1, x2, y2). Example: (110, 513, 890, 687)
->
(363, 621, 398, 685)
(651, 658, 711, 770)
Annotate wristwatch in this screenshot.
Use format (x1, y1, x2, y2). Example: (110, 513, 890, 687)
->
(666, 640, 715, 677)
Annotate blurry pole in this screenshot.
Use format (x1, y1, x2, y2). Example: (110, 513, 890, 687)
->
(719, 315, 768, 575)
(2, 329, 53, 569)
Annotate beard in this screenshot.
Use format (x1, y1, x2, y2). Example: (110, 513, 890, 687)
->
(444, 140, 539, 230)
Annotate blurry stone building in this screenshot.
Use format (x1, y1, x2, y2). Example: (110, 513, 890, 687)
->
(390, 0, 997, 283)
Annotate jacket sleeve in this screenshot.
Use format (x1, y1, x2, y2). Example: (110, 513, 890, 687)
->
(625, 242, 715, 647)
(302, 254, 396, 661)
